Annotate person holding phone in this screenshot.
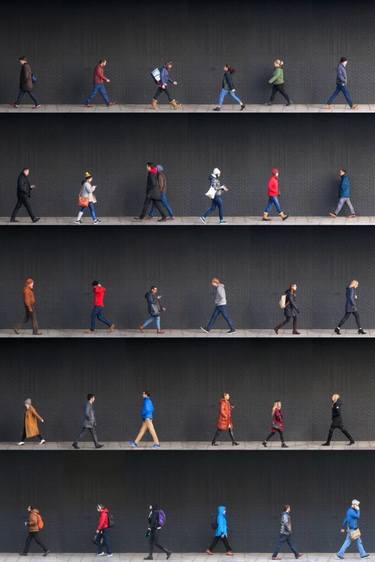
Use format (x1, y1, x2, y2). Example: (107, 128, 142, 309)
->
(139, 286, 165, 334)
(200, 168, 229, 225)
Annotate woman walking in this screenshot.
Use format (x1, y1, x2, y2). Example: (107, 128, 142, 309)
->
(335, 280, 366, 335)
(211, 393, 239, 446)
(139, 286, 165, 334)
(74, 171, 101, 224)
(267, 59, 291, 106)
(18, 398, 46, 446)
(263, 401, 288, 448)
(200, 168, 229, 225)
(206, 506, 234, 556)
(274, 284, 300, 335)
(213, 65, 245, 111)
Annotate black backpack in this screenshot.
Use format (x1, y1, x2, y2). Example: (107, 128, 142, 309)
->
(107, 511, 115, 528)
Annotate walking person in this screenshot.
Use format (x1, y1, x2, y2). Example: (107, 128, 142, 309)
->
(321, 394, 355, 446)
(325, 57, 358, 110)
(139, 286, 165, 334)
(262, 168, 288, 221)
(206, 505, 234, 556)
(95, 504, 113, 557)
(266, 60, 291, 106)
(20, 506, 49, 556)
(274, 284, 300, 335)
(335, 280, 366, 335)
(144, 504, 171, 560)
(89, 281, 115, 332)
(200, 168, 229, 225)
(138, 163, 167, 221)
(329, 169, 356, 218)
(148, 165, 175, 220)
(10, 168, 40, 223)
(14, 278, 42, 336)
(85, 59, 115, 107)
(18, 398, 46, 446)
(271, 505, 302, 560)
(262, 401, 288, 448)
(72, 394, 104, 449)
(74, 171, 101, 224)
(213, 65, 245, 111)
(151, 61, 181, 110)
(129, 391, 160, 449)
(337, 500, 369, 559)
(211, 393, 239, 446)
(13, 56, 40, 109)
(201, 278, 236, 334)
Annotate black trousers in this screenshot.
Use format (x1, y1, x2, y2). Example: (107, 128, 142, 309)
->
(16, 88, 39, 106)
(149, 529, 169, 555)
(276, 316, 297, 332)
(16, 307, 39, 335)
(208, 535, 233, 553)
(265, 428, 285, 443)
(153, 87, 173, 102)
(21, 428, 43, 442)
(140, 196, 166, 219)
(326, 422, 354, 444)
(212, 427, 236, 444)
(272, 533, 299, 557)
(23, 532, 47, 554)
(11, 193, 36, 221)
(75, 426, 99, 446)
(338, 311, 361, 329)
(269, 84, 290, 104)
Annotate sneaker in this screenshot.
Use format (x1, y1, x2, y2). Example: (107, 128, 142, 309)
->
(128, 441, 138, 448)
(232, 441, 239, 446)
(200, 216, 207, 224)
(158, 217, 167, 222)
(206, 551, 214, 555)
(262, 441, 267, 447)
(281, 443, 288, 448)
(200, 327, 209, 333)
(227, 329, 236, 334)
(74, 219, 82, 224)
(109, 324, 116, 331)
(360, 555, 370, 559)
(107, 554, 114, 557)
(72, 442, 80, 449)
(321, 442, 330, 446)
(144, 556, 153, 560)
(272, 558, 282, 560)
(226, 552, 233, 556)
(95, 444, 104, 449)
(12, 103, 20, 108)
(329, 212, 337, 218)
(240, 104, 246, 111)
(151, 444, 161, 449)
(14, 328, 21, 335)
(97, 553, 106, 557)
(18, 441, 25, 446)
(85, 104, 94, 108)
(334, 327, 341, 335)
(43, 551, 50, 556)
(32, 105, 41, 109)
(348, 214, 356, 218)
(40, 439, 46, 445)
(295, 555, 303, 559)
(32, 217, 40, 223)
(358, 329, 367, 335)
(211, 442, 219, 446)
(336, 556, 344, 560)
(219, 220, 227, 224)
(213, 107, 221, 111)
(93, 218, 101, 224)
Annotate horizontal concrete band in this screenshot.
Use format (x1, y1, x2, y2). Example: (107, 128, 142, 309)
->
(0, 555, 356, 561)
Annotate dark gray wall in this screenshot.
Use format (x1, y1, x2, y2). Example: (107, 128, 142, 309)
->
(2, 451, 375, 552)
(0, 339, 374, 441)
(1, 0, 375, 103)
(1, 114, 375, 216)
(1, 226, 374, 329)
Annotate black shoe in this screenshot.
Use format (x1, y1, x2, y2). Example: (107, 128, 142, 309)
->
(211, 442, 219, 446)
(72, 442, 80, 449)
(274, 327, 279, 334)
(32, 217, 40, 223)
(262, 441, 267, 447)
(358, 329, 367, 335)
(321, 442, 330, 446)
(266, 102, 272, 106)
(240, 104, 246, 111)
(232, 441, 239, 446)
(227, 329, 236, 334)
(348, 441, 355, 446)
(166, 553, 172, 560)
(282, 443, 288, 448)
(334, 327, 341, 335)
(200, 327, 209, 333)
(213, 106, 221, 111)
(43, 551, 50, 557)
(144, 557, 153, 560)
(95, 443, 104, 449)
(10, 219, 18, 222)
(20, 554, 28, 557)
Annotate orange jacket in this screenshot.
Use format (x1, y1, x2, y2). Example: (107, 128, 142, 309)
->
(216, 399, 233, 430)
(23, 286, 35, 311)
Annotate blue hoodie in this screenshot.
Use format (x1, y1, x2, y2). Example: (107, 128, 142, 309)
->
(215, 505, 228, 537)
(339, 175, 350, 198)
(342, 507, 360, 530)
(141, 396, 154, 420)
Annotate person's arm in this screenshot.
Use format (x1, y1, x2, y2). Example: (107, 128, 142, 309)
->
(219, 401, 228, 422)
(97, 511, 107, 532)
(32, 406, 44, 423)
(227, 73, 235, 90)
(24, 290, 33, 312)
(24, 64, 32, 82)
(268, 68, 280, 84)
(349, 288, 356, 307)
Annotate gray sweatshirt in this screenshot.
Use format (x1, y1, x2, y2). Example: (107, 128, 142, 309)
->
(215, 284, 227, 306)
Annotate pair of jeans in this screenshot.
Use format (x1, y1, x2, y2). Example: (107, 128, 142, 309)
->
(149, 192, 174, 217)
(276, 316, 298, 332)
(23, 532, 48, 554)
(272, 533, 299, 557)
(218, 88, 242, 105)
(91, 306, 112, 330)
(153, 86, 173, 102)
(326, 423, 354, 444)
(86, 84, 110, 105)
(208, 535, 233, 553)
(327, 84, 353, 107)
(11, 193, 36, 221)
(265, 428, 285, 444)
(75, 426, 99, 446)
(337, 530, 368, 558)
(97, 528, 112, 555)
(334, 197, 355, 215)
(149, 529, 169, 555)
(203, 195, 224, 221)
(269, 84, 290, 104)
(338, 311, 361, 329)
(16, 89, 38, 106)
(142, 315, 161, 331)
(206, 305, 234, 331)
(16, 307, 39, 335)
(265, 196, 282, 214)
(140, 196, 166, 219)
(212, 427, 236, 444)
(80, 202, 97, 221)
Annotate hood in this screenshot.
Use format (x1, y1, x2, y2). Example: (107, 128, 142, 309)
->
(212, 168, 221, 177)
(31, 509, 39, 514)
(217, 506, 226, 516)
(271, 168, 279, 175)
(149, 167, 158, 174)
(100, 507, 109, 513)
(157, 165, 164, 172)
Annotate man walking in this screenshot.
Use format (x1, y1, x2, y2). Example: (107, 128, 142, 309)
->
(10, 168, 40, 223)
(144, 504, 171, 560)
(335, 280, 366, 335)
(129, 391, 160, 449)
(201, 278, 236, 334)
(13, 56, 40, 109)
(72, 394, 104, 449)
(329, 169, 356, 218)
(151, 61, 181, 110)
(85, 59, 115, 107)
(95, 504, 113, 557)
(326, 57, 357, 110)
(272, 505, 302, 560)
(262, 167, 288, 221)
(322, 394, 355, 446)
(89, 280, 115, 332)
(148, 165, 175, 219)
(21, 505, 49, 556)
(14, 278, 41, 336)
(337, 500, 369, 559)
(138, 163, 167, 221)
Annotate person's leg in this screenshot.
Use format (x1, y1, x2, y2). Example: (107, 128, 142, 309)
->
(338, 312, 351, 328)
(33, 533, 48, 553)
(153, 88, 163, 101)
(26, 91, 39, 106)
(272, 197, 282, 213)
(286, 536, 299, 556)
(89, 427, 100, 446)
(15, 89, 26, 105)
(152, 199, 167, 218)
(264, 197, 274, 214)
(148, 202, 157, 217)
(216, 196, 224, 221)
(97, 306, 112, 328)
(222, 536, 233, 552)
(21, 195, 36, 221)
(98, 84, 110, 105)
(334, 197, 346, 215)
(160, 193, 174, 217)
(208, 536, 220, 552)
(88, 202, 97, 221)
(353, 311, 362, 329)
(140, 196, 152, 219)
(149, 531, 156, 555)
(145, 419, 160, 444)
(327, 85, 341, 105)
(337, 532, 351, 557)
(91, 307, 97, 331)
(276, 429, 284, 443)
(292, 317, 298, 333)
(355, 537, 368, 557)
(163, 87, 173, 102)
(324, 423, 335, 444)
(265, 431, 275, 442)
(202, 199, 217, 219)
(272, 534, 286, 557)
(155, 316, 161, 331)
(340, 426, 355, 443)
(23, 533, 33, 554)
(218, 305, 235, 331)
(76, 427, 87, 444)
(102, 528, 112, 555)
(228, 427, 237, 444)
(30, 311, 39, 335)
(142, 316, 155, 329)
(218, 89, 227, 106)
(20, 426, 27, 442)
(269, 85, 277, 103)
(206, 307, 221, 331)
(10, 196, 23, 220)
(276, 85, 290, 104)
(211, 429, 221, 445)
(345, 198, 355, 215)
(134, 421, 148, 444)
(153, 530, 169, 554)
(86, 84, 100, 105)
(229, 90, 242, 105)
(341, 85, 353, 108)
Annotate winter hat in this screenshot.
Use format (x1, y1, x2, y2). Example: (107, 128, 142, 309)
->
(24, 398, 32, 406)
(157, 164, 164, 172)
(352, 499, 360, 506)
(213, 168, 221, 176)
(84, 171, 93, 179)
(272, 167, 279, 175)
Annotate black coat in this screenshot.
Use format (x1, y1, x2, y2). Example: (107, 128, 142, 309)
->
(222, 71, 235, 90)
(17, 173, 32, 197)
(146, 171, 161, 200)
(331, 399, 344, 427)
(19, 63, 33, 91)
(284, 289, 299, 318)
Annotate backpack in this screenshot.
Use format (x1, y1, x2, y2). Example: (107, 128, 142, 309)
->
(279, 294, 287, 309)
(157, 509, 166, 527)
(36, 513, 44, 530)
(107, 511, 115, 528)
(151, 67, 161, 83)
(31, 73, 37, 83)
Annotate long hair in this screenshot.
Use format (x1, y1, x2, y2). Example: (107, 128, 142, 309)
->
(225, 64, 235, 74)
(272, 401, 281, 414)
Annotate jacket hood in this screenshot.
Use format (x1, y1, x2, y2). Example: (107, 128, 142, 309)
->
(31, 509, 39, 514)
(212, 168, 221, 177)
(149, 167, 158, 174)
(100, 507, 109, 513)
(271, 168, 279, 175)
(217, 506, 226, 515)
(157, 165, 164, 172)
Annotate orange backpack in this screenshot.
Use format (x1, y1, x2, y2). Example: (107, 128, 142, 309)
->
(36, 513, 44, 530)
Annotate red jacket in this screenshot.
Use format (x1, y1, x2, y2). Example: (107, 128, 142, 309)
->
(268, 175, 279, 197)
(93, 285, 106, 307)
(97, 508, 109, 530)
(94, 64, 108, 85)
(272, 408, 285, 432)
(216, 398, 233, 430)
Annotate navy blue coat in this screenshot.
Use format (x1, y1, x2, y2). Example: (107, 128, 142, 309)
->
(345, 287, 357, 312)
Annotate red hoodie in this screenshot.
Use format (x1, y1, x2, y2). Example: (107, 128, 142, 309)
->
(93, 285, 106, 307)
(93, 64, 108, 85)
(268, 169, 279, 197)
(97, 508, 109, 530)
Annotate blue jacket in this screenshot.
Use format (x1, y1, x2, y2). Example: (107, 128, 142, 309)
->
(160, 66, 172, 87)
(336, 63, 347, 85)
(141, 396, 154, 420)
(215, 506, 228, 537)
(345, 287, 357, 313)
(342, 507, 360, 530)
(339, 175, 350, 198)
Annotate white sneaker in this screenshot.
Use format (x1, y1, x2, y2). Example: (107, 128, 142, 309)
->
(18, 441, 25, 446)
(97, 553, 106, 557)
(40, 439, 46, 445)
(107, 555, 113, 558)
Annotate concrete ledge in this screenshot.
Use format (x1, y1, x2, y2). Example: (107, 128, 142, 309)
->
(0, 555, 350, 562)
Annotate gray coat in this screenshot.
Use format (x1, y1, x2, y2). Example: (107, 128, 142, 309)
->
(280, 511, 292, 535)
(82, 401, 96, 428)
(215, 284, 227, 306)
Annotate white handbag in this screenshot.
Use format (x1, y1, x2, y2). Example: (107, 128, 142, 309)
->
(205, 186, 216, 199)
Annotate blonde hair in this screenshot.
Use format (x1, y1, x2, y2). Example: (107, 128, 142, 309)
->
(349, 280, 359, 288)
(211, 277, 221, 284)
(272, 401, 281, 414)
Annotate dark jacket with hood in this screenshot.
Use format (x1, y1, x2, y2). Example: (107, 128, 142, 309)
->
(20, 62, 33, 91)
(331, 399, 344, 427)
(145, 291, 160, 317)
(148, 504, 162, 531)
(222, 71, 235, 91)
(17, 172, 32, 196)
(146, 168, 161, 200)
(284, 289, 299, 318)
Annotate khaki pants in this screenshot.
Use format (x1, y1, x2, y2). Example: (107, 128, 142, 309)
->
(135, 418, 159, 444)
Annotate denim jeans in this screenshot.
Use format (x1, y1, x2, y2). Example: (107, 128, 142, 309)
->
(272, 533, 299, 557)
(91, 306, 112, 330)
(149, 192, 174, 217)
(16, 89, 39, 106)
(265, 196, 282, 214)
(97, 528, 112, 555)
(207, 305, 234, 331)
(337, 530, 367, 558)
(327, 84, 353, 107)
(218, 88, 242, 105)
(80, 202, 97, 221)
(86, 84, 110, 105)
(203, 195, 224, 221)
(334, 197, 355, 215)
(142, 315, 161, 330)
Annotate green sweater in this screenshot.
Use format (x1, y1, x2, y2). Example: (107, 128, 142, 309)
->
(269, 68, 284, 85)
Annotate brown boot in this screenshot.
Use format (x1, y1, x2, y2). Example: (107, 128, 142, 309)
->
(151, 99, 158, 110)
(169, 99, 182, 110)
(279, 211, 289, 221)
(262, 212, 271, 221)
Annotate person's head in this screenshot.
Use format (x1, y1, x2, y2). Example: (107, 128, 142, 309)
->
(211, 277, 221, 287)
(24, 398, 32, 409)
(332, 393, 340, 402)
(289, 283, 297, 293)
(84, 171, 93, 182)
(27, 505, 34, 512)
(150, 286, 158, 295)
(97, 504, 105, 511)
(19, 56, 27, 65)
(25, 277, 34, 289)
(350, 279, 359, 289)
(272, 167, 279, 177)
(223, 392, 230, 401)
(274, 59, 283, 68)
(99, 59, 107, 67)
(156, 164, 164, 173)
(92, 280, 100, 287)
(87, 393, 95, 403)
(339, 169, 347, 176)
(143, 390, 151, 398)
(213, 167, 221, 177)
(273, 400, 281, 410)
(22, 168, 30, 176)
(352, 499, 360, 509)
(165, 61, 173, 70)
(224, 64, 235, 73)
(283, 504, 291, 513)
(146, 162, 155, 172)
(340, 57, 348, 66)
